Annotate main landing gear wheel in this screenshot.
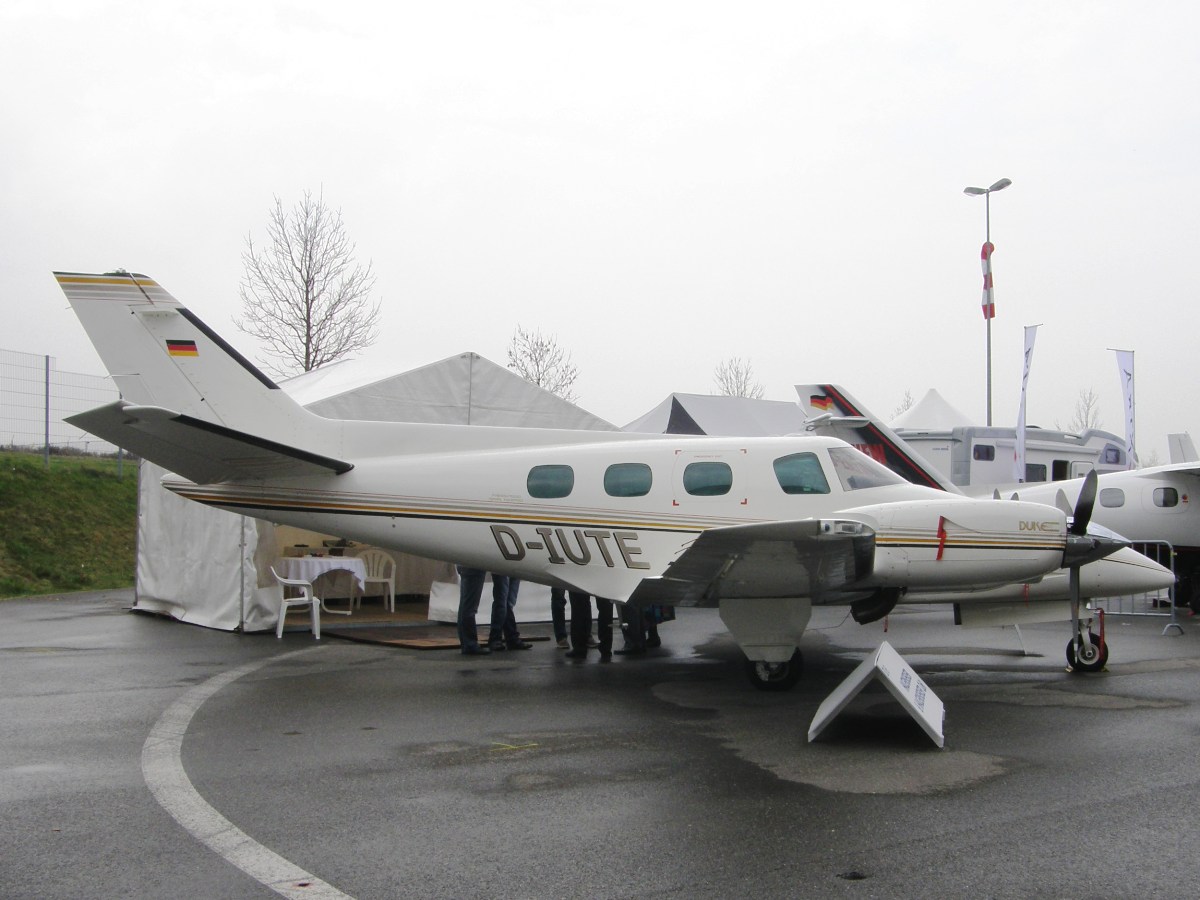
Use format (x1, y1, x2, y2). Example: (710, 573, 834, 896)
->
(1066, 633, 1108, 673)
(745, 649, 804, 691)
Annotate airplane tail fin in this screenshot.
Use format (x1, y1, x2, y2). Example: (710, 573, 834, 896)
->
(796, 384, 960, 493)
(55, 271, 349, 482)
(1168, 433, 1198, 464)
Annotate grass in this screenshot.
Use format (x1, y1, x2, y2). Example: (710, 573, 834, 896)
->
(0, 450, 137, 598)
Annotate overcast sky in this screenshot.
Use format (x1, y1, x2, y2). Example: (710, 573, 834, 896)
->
(3, 1, 1197, 461)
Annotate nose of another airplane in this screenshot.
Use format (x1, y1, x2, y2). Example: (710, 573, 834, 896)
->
(1085, 545, 1176, 596)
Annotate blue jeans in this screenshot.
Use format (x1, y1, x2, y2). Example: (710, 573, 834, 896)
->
(488, 575, 522, 646)
(456, 566, 486, 650)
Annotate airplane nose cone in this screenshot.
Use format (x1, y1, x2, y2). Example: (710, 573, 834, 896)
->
(1086, 545, 1176, 596)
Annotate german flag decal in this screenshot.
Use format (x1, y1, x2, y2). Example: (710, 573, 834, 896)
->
(810, 395, 833, 411)
(166, 339, 198, 357)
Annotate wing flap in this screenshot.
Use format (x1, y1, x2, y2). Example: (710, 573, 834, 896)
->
(66, 401, 352, 483)
(629, 518, 875, 608)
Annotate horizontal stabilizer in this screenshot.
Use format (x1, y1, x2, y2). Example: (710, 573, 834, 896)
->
(629, 518, 874, 607)
(66, 401, 352, 483)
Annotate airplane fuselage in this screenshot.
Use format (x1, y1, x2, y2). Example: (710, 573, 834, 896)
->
(166, 433, 1086, 605)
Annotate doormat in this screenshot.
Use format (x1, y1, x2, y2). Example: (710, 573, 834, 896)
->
(324, 626, 551, 650)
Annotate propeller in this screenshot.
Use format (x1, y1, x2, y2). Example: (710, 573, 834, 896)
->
(1070, 467, 1098, 536)
(1059, 470, 1124, 569)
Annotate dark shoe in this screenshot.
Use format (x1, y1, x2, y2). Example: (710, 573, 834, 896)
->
(646, 638, 662, 648)
(462, 645, 491, 656)
(599, 650, 612, 661)
(507, 640, 533, 650)
(488, 641, 506, 652)
(564, 649, 587, 659)
(555, 638, 570, 649)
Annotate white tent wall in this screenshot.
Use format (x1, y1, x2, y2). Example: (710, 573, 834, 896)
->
(132, 351, 616, 632)
(136, 461, 281, 632)
(427, 577, 557, 625)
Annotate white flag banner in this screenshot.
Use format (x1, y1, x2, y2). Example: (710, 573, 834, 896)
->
(1014, 325, 1038, 482)
(1115, 349, 1137, 469)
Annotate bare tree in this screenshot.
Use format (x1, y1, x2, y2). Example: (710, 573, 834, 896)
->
(1054, 387, 1103, 433)
(237, 190, 380, 375)
(507, 325, 579, 403)
(893, 389, 914, 418)
(713, 357, 765, 399)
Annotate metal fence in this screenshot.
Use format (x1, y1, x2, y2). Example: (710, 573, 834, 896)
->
(0, 348, 120, 457)
(1092, 540, 1183, 635)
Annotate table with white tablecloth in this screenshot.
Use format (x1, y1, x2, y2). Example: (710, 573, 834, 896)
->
(275, 556, 368, 615)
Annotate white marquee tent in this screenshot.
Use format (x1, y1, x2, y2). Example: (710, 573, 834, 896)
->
(623, 392, 808, 436)
(889, 389, 976, 431)
(134, 352, 615, 632)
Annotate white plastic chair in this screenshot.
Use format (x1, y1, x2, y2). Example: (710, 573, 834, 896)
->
(356, 549, 397, 612)
(270, 566, 321, 639)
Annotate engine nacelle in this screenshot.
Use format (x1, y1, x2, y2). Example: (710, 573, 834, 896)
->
(843, 497, 1067, 591)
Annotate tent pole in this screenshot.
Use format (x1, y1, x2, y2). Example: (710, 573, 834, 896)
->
(239, 516, 247, 632)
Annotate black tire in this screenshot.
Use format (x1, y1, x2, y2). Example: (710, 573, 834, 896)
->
(1066, 632, 1109, 673)
(745, 649, 804, 691)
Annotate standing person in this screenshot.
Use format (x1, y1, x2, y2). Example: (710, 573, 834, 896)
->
(645, 605, 662, 648)
(456, 565, 489, 655)
(550, 586, 569, 649)
(617, 602, 647, 656)
(565, 592, 612, 661)
(488, 575, 532, 651)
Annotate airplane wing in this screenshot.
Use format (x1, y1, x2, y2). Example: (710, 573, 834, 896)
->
(66, 401, 353, 483)
(628, 518, 874, 607)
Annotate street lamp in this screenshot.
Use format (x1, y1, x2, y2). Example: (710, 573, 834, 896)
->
(963, 177, 1011, 426)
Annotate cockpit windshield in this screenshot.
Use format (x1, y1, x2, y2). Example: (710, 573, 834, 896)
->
(828, 446, 907, 491)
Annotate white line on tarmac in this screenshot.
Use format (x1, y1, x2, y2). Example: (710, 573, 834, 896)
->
(141, 647, 353, 900)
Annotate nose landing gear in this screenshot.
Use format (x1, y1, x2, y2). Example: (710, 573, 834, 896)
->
(1067, 610, 1108, 673)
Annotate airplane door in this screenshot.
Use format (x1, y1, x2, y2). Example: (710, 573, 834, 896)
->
(1139, 480, 1191, 519)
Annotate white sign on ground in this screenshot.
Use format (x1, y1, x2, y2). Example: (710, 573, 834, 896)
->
(808, 641, 945, 748)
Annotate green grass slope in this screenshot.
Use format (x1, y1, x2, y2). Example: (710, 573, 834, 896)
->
(0, 451, 137, 598)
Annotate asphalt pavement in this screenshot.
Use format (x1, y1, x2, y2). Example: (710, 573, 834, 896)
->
(4, 589, 1200, 899)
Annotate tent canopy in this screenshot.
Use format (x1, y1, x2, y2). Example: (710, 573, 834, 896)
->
(285, 351, 614, 431)
(890, 389, 975, 431)
(623, 393, 807, 436)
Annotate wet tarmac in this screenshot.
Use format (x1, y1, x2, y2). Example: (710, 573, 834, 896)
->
(3, 589, 1200, 899)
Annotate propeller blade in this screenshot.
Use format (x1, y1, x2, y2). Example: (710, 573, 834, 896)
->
(1055, 489, 1072, 517)
(1071, 469, 1099, 536)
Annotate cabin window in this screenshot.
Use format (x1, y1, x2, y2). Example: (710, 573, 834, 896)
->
(828, 447, 906, 491)
(604, 463, 652, 497)
(683, 461, 732, 496)
(1099, 488, 1125, 508)
(773, 453, 830, 495)
(1102, 446, 1123, 465)
(1153, 487, 1179, 508)
(1052, 460, 1071, 481)
(527, 465, 574, 499)
(1025, 463, 1047, 483)
(973, 444, 995, 461)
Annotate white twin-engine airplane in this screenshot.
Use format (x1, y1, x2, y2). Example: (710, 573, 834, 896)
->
(57, 272, 1173, 690)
